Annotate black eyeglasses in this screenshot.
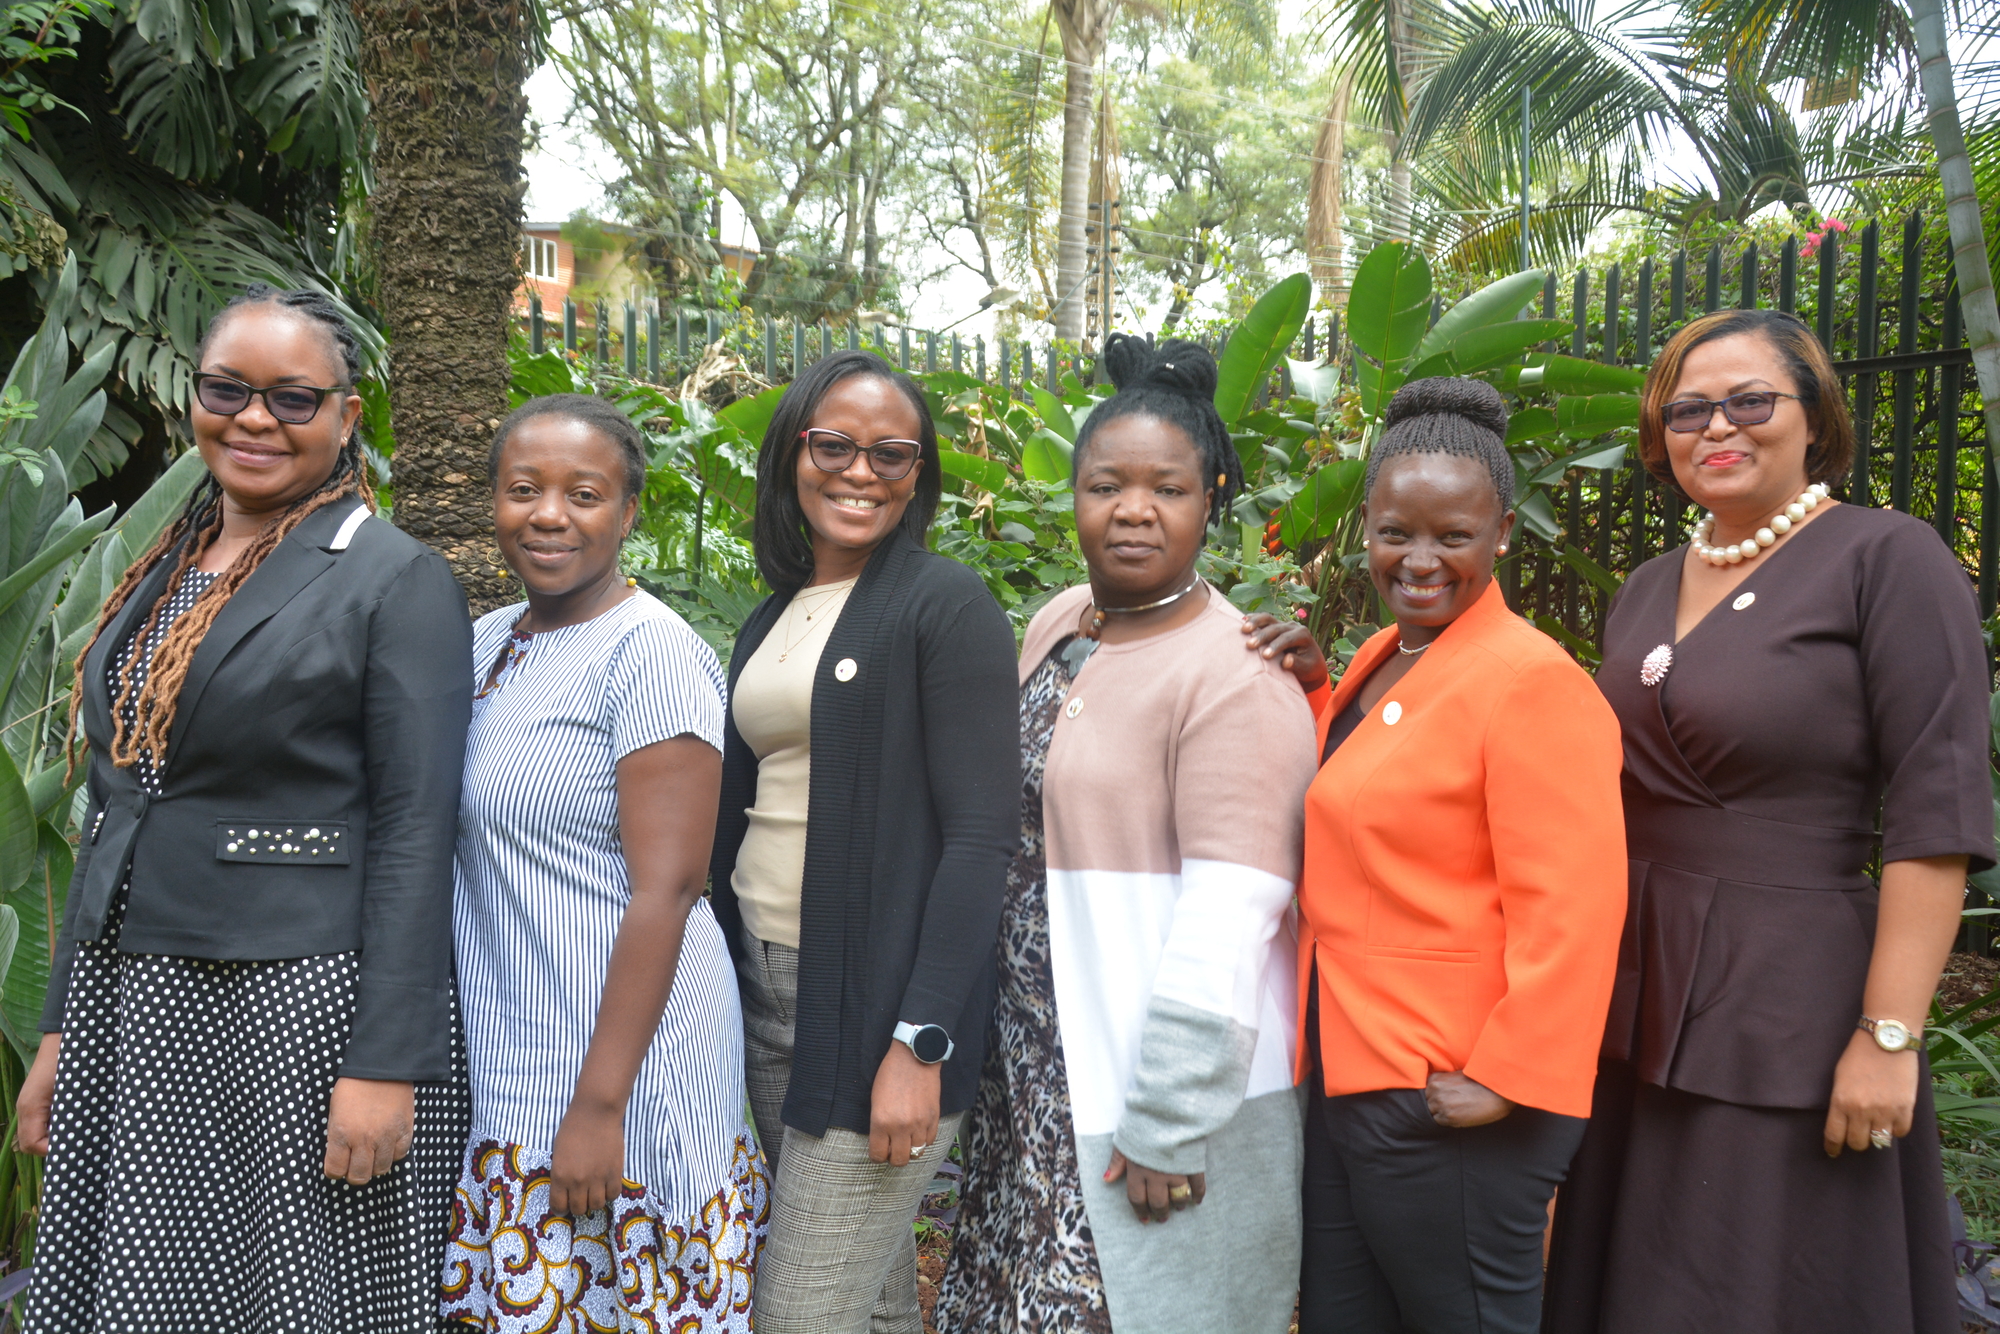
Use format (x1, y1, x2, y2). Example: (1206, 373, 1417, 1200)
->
(1661, 390, 1803, 433)
(193, 373, 343, 425)
(800, 428, 923, 481)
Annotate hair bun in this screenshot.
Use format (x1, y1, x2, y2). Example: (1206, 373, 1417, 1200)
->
(1383, 376, 1508, 441)
(1101, 333, 1218, 400)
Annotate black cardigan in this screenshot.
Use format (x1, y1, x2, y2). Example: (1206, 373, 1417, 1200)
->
(42, 501, 472, 1083)
(710, 530, 1019, 1138)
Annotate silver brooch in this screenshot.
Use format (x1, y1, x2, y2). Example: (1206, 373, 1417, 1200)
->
(1639, 643, 1673, 687)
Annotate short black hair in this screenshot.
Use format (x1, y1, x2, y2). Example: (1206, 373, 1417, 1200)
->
(488, 393, 648, 500)
(1072, 334, 1240, 528)
(753, 350, 940, 596)
(1365, 377, 1515, 511)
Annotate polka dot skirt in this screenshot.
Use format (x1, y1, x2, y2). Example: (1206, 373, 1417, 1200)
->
(25, 566, 472, 1332)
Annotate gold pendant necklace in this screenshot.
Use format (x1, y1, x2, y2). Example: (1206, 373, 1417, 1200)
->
(778, 585, 848, 661)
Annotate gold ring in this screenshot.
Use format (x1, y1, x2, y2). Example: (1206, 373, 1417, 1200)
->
(1168, 1184, 1193, 1202)
(1870, 1128, 1893, 1150)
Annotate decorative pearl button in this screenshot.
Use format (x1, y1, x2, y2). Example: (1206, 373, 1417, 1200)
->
(1382, 701, 1403, 725)
(834, 657, 858, 682)
(1064, 698, 1083, 719)
(1733, 591, 1756, 610)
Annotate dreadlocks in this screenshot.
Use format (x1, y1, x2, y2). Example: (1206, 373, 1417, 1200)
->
(66, 285, 373, 775)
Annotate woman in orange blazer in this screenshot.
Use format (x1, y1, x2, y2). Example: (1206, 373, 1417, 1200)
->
(1252, 378, 1626, 1334)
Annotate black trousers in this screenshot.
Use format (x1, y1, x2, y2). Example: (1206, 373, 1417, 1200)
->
(1299, 1079, 1586, 1334)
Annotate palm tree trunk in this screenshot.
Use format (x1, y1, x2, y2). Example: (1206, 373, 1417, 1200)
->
(354, 0, 532, 614)
(1054, 46, 1093, 342)
(1908, 0, 2000, 470)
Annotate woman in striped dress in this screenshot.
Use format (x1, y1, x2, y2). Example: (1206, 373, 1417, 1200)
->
(442, 394, 768, 1333)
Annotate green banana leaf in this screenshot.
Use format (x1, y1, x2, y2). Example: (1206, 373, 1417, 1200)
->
(1213, 273, 1312, 428)
(1414, 269, 1549, 364)
(0, 821, 68, 1060)
(1021, 428, 1073, 485)
(1279, 458, 1366, 547)
(939, 451, 1011, 493)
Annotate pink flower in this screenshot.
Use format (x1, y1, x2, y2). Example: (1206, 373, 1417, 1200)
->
(1294, 607, 1308, 621)
(1824, 217, 1849, 232)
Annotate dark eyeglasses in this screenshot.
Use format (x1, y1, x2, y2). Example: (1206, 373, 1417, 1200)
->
(1661, 390, 1803, 433)
(800, 428, 923, 481)
(193, 373, 342, 425)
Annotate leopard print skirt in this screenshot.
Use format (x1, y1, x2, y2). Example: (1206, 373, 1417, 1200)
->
(936, 640, 1114, 1333)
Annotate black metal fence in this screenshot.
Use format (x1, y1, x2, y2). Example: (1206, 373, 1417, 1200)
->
(1487, 212, 1984, 657)
(531, 209, 1985, 644)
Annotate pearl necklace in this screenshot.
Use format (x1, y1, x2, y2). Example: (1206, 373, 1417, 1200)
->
(1690, 483, 1830, 566)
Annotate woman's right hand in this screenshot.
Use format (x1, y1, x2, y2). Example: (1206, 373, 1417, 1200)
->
(1424, 1070, 1514, 1127)
(1104, 1147, 1206, 1223)
(17, 1032, 59, 1155)
(1241, 612, 1329, 693)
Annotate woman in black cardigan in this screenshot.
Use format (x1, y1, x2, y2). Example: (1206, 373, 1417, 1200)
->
(710, 350, 1017, 1334)
(16, 286, 471, 1332)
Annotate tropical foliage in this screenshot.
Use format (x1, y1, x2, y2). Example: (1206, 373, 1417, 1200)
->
(0, 262, 206, 1288)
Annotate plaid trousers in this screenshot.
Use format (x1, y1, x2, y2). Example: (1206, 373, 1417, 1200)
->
(737, 934, 964, 1334)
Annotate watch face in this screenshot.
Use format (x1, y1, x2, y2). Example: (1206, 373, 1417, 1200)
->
(911, 1025, 951, 1063)
(1876, 1020, 1911, 1051)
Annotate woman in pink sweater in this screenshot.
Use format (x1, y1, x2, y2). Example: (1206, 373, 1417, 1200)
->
(937, 336, 1318, 1334)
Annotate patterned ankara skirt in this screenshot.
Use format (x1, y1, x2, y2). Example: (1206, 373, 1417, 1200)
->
(26, 926, 471, 1333)
(440, 1129, 767, 1333)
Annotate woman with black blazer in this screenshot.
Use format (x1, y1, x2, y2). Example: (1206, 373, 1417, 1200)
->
(710, 349, 1018, 1334)
(15, 285, 472, 1332)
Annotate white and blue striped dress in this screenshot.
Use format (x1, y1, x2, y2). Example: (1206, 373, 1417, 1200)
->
(442, 591, 768, 1333)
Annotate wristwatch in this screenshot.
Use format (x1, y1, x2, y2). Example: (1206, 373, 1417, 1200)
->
(1859, 1016, 1920, 1052)
(893, 1021, 955, 1065)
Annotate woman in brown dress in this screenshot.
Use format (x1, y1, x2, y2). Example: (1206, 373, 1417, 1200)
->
(1542, 308, 1994, 1334)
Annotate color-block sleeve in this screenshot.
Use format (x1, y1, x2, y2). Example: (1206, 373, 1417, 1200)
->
(1113, 668, 1317, 1175)
(603, 610, 728, 760)
(1855, 521, 1996, 871)
(1460, 654, 1627, 1117)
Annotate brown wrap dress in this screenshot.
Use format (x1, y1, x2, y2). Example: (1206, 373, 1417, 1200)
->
(1543, 502, 1996, 1334)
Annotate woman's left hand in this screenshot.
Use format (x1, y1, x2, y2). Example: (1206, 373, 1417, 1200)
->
(869, 1041, 942, 1166)
(550, 1098, 628, 1216)
(323, 1077, 414, 1186)
(1824, 1028, 1919, 1157)
(1104, 1147, 1206, 1223)
(1241, 613, 1329, 692)
(1424, 1071, 1514, 1127)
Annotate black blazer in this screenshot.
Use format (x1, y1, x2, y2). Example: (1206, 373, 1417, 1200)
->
(710, 530, 1019, 1138)
(41, 500, 472, 1083)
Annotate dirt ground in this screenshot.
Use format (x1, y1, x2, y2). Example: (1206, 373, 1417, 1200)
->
(1941, 951, 2000, 1019)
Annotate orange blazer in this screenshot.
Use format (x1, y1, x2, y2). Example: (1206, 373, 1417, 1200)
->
(1295, 581, 1627, 1119)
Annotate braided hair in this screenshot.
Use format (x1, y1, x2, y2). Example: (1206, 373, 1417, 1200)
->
(1365, 377, 1515, 512)
(66, 284, 373, 774)
(1073, 334, 1241, 529)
